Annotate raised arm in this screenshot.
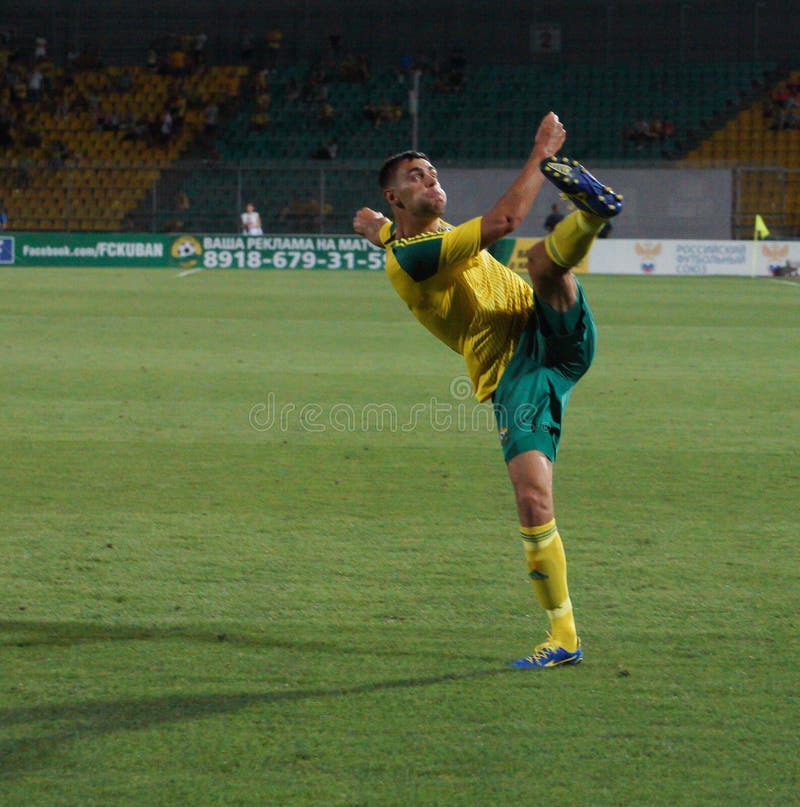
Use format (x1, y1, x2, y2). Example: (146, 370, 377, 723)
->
(479, 111, 567, 249)
(353, 207, 390, 248)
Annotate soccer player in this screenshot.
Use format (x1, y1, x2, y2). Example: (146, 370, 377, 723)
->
(353, 112, 623, 668)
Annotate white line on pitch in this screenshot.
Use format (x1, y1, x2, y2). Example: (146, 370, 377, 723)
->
(176, 267, 204, 278)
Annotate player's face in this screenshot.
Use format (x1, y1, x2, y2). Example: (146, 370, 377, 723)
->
(389, 159, 447, 217)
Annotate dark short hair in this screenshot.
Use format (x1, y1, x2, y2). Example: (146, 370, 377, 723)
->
(378, 150, 429, 189)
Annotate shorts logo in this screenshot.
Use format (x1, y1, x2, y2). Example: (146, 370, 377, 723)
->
(498, 427, 509, 444)
(0, 237, 14, 264)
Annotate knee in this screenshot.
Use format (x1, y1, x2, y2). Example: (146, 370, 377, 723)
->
(513, 479, 554, 526)
(526, 241, 554, 285)
(526, 241, 576, 311)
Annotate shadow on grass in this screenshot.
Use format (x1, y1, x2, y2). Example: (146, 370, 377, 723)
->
(1, 618, 306, 650)
(0, 670, 512, 777)
(1, 619, 520, 777)
(1, 618, 504, 659)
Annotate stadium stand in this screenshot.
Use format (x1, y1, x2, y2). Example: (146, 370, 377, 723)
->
(0, 49, 790, 234)
(0, 48, 246, 231)
(192, 59, 778, 232)
(682, 67, 800, 237)
(213, 61, 776, 164)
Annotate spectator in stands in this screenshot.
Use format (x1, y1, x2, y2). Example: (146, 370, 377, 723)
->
(769, 82, 791, 130)
(163, 215, 184, 233)
(312, 137, 338, 159)
(279, 196, 329, 230)
(634, 117, 656, 141)
(168, 92, 187, 133)
(543, 203, 563, 233)
(222, 70, 241, 113)
(623, 117, 658, 149)
(176, 189, 190, 214)
(397, 53, 415, 81)
(103, 106, 121, 132)
(0, 201, 8, 230)
(254, 87, 272, 117)
(240, 33, 256, 63)
(376, 98, 402, 124)
(339, 52, 358, 82)
(241, 202, 263, 235)
(0, 108, 12, 148)
(354, 53, 371, 83)
(34, 36, 47, 62)
(77, 44, 103, 70)
(192, 32, 208, 69)
(328, 32, 343, 59)
(146, 46, 159, 72)
(286, 76, 300, 103)
(253, 67, 270, 95)
(27, 67, 44, 101)
(317, 99, 336, 127)
(266, 26, 283, 69)
(311, 65, 332, 103)
(11, 71, 27, 105)
(114, 68, 135, 93)
(249, 107, 270, 131)
(140, 112, 155, 145)
(339, 52, 370, 83)
(363, 99, 380, 127)
(784, 88, 800, 130)
(19, 123, 41, 149)
(167, 44, 188, 76)
(203, 101, 219, 139)
(159, 109, 173, 144)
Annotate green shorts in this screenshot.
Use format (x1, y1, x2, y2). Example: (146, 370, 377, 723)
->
(493, 282, 597, 463)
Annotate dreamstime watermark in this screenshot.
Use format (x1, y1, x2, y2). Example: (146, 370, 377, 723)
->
(248, 375, 540, 435)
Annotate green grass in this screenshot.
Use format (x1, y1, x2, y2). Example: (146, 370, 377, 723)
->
(1, 268, 798, 806)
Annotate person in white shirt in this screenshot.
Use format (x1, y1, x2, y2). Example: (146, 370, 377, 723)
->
(241, 202, 263, 235)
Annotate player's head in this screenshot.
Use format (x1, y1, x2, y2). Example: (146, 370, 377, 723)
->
(379, 150, 429, 189)
(378, 151, 446, 218)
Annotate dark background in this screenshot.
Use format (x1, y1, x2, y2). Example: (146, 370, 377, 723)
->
(3, 0, 795, 67)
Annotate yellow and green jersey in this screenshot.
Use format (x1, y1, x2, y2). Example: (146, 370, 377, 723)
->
(379, 216, 533, 402)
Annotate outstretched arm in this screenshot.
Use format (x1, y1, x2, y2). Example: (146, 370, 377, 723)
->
(479, 111, 566, 249)
(353, 207, 390, 248)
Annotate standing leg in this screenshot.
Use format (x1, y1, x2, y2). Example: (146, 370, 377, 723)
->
(507, 156, 622, 669)
(507, 449, 581, 668)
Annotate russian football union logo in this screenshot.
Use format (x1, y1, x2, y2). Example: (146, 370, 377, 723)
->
(635, 242, 662, 273)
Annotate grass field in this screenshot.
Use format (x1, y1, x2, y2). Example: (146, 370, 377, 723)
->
(1, 267, 798, 806)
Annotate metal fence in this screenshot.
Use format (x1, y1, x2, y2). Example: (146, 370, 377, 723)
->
(3, 160, 800, 239)
(0, 160, 385, 235)
(732, 166, 800, 240)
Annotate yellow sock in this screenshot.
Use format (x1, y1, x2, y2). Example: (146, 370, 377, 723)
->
(520, 520, 578, 650)
(544, 210, 607, 268)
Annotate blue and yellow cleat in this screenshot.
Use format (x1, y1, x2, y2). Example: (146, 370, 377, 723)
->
(509, 636, 583, 669)
(541, 156, 624, 218)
